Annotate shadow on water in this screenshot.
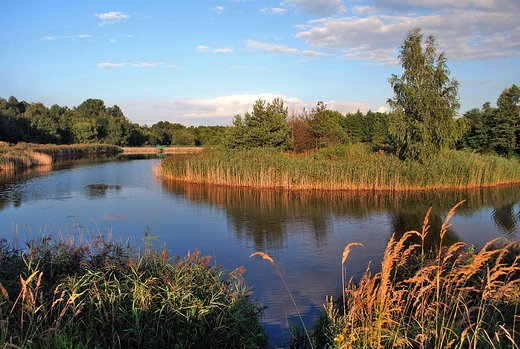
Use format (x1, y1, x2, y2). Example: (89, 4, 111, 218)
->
(161, 180, 520, 252)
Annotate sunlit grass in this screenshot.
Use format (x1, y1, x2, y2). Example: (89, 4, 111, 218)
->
(322, 202, 520, 349)
(160, 146, 520, 191)
(0, 143, 121, 170)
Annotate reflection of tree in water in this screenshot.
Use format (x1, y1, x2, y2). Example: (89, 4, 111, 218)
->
(492, 203, 520, 239)
(161, 180, 520, 251)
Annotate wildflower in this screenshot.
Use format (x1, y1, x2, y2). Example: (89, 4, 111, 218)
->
(334, 334, 345, 342)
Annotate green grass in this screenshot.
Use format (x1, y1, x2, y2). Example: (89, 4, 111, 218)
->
(0, 231, 267, 349)
(160, 146, 520, 191)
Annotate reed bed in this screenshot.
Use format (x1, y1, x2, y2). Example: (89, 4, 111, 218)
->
(322, 202, 520, 349)
(0, 143, 121, 170)
(160, 146, 520, 191)
(0, 231, 267, 348)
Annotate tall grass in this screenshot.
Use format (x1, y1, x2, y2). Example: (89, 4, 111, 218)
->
(160, 146, 520, 191)
(0, 231, 267, 348)
(0, 143, 121, 170)
(324, 202, 520, 349)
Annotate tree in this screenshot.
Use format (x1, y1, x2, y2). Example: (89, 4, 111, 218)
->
(491, 84, 520, 156)
(388, 28, 461, 161)
(224, 98, 293, 150)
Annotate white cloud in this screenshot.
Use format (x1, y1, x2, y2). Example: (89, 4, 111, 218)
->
(98, 63, 128, 69)
(212, 47, 234, 53)
(294, 1, 520, 64)
(211, 6, 225, 12)
(260, 7, 288, 14)
(133, 62, 166, 67)
(95, 11, 129, 24)
(246, 40, 299, 54)
(196, 45, 233, 53)
(282, 0, 345, 16)
(302, 50, 327, 57)
(98, 62, 179, 69)
(41, 35, 94, 41)
(142, 93, 374, 126)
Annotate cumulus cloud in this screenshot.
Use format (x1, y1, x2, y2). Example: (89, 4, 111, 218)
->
(143, 93, 375, 126)
(282, 0, 345, 16)
(246, 40, 299, 54)
(95, 11, 129, 24)
(294, 1, 520, 64)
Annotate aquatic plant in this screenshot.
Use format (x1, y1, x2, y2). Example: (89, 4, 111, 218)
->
(160, 146, 520, 191)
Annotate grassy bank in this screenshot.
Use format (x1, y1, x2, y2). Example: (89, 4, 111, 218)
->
(0, 233, 267, 349)
(0, 143, 121, 170)
(316, 203, 520, 349)
(160, 145, 520, 191)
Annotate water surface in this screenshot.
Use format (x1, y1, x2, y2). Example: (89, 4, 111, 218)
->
(1, 155, 519, 344)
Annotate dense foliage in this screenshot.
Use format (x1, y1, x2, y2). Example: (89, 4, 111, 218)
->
(0, 97, 226, 147)
(388, 28, 461, 161)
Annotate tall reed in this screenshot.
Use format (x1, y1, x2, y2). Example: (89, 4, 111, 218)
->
(160, 147, 520, 191)
(326, 202, 520, 349)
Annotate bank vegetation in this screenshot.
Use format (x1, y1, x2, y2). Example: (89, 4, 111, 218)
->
(0, 142, 121, 170)
(0, 233, 267, 349)
(161, 146, 520, 191)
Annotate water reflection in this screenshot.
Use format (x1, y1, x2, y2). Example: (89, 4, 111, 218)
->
(161, 181, 520, 252)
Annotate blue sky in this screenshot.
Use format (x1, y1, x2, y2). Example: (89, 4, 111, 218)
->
(1, 0, 519, 126)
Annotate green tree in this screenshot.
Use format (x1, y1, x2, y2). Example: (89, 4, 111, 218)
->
(491, 84, 520, 156)
(224, 98, 293, 150)
(388, 28, 460, 161)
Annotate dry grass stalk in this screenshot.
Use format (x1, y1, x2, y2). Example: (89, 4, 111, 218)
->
(330, 202, 520, 348)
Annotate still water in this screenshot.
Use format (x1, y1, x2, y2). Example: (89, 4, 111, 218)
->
(1, 155, 520, 343)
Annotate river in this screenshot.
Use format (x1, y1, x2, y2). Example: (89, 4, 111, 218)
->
(1, 155, 519, 345)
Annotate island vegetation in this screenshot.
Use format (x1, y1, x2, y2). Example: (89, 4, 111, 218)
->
(161, 28, 520, 191)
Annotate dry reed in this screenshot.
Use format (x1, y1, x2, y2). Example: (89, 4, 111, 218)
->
(328, 202, 520, 349)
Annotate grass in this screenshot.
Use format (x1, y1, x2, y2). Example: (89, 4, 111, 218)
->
(160, 146, 520, 191)
(320, 202, 520, 349)
(0, 230, 267, 349)
(0, 142, 121, 170)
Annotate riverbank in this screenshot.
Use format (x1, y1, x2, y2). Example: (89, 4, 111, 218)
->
(0, 143, 121, 170)
(121, 146, 204, 154)
(160, 146, 520, 191)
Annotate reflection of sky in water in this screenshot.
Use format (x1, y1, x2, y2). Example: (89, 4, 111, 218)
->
(1, 157, 520, 346)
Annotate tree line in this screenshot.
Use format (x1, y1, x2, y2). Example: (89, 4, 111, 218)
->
(2, 30, 518, 157)
(0, 97, 226, 147)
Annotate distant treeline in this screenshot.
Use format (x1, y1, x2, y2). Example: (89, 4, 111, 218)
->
(0, 97, 226, 147)
(1, 85, 519, 156)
